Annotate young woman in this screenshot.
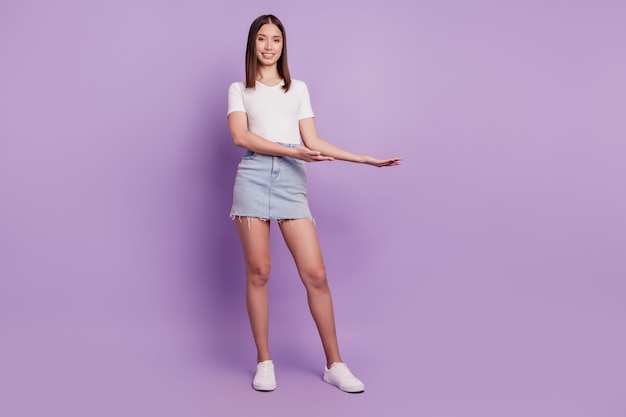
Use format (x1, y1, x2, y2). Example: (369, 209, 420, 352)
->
(227, 14, 400, 393)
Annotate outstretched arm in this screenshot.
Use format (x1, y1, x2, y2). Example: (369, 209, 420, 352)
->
(228, 111, 334, 162)
(299, 117, 401, 167)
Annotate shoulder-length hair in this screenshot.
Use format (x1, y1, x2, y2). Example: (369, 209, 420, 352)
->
(245, 14, 291, 92)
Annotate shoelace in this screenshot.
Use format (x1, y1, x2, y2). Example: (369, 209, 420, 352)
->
(258, 363, 274, 377)
(332, 364, 359, 382)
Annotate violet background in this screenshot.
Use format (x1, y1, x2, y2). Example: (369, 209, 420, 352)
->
(1, 0, 625, 416)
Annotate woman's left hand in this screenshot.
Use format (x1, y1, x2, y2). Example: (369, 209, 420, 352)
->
(361, 155, 402, 167)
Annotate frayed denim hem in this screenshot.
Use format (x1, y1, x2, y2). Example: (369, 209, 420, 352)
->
(230, 215, 316, 229)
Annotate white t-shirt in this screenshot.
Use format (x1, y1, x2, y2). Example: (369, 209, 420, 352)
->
(227, 79, 315, 145)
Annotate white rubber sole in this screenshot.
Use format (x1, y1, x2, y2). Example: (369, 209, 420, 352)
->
(252, 383, 276, 392)
(323, 375, 365, 393)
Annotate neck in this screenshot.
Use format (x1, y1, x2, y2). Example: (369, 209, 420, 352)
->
(256, 65, 280, 82)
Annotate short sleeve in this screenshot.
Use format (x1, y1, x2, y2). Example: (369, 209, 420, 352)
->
(227, 82, 246, 116)
(297, 82, 315, 120)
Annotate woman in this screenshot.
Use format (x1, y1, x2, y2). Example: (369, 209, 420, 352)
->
(227, 14, 400, 393)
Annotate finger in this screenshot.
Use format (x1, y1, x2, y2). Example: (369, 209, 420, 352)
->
(378, 160, 398, 167)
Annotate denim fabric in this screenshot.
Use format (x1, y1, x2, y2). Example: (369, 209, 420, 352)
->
(230, 143, 312, 220)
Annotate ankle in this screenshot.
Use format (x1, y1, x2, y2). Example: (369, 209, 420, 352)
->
(326, 359, 342, 369)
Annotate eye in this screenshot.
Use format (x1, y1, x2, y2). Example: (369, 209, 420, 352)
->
(257, 36, 265, 41)
(274, 39, 280, 43)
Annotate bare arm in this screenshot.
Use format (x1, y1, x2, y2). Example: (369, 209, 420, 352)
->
(299, 117, 401, 167)
(228, 112, 334, 162)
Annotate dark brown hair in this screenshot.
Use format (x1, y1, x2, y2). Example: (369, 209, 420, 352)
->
(245, 14, 291, 92)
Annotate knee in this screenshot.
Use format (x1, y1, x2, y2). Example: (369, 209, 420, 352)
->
(247, 263, 271, 287)
(302, 267, 328, 292)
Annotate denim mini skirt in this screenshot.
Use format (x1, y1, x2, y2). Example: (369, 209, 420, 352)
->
(230, 143, 312, 220)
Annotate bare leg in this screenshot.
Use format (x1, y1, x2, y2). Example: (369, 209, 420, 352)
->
(278, 219, 342, 368)
(235, 217, 272, 363)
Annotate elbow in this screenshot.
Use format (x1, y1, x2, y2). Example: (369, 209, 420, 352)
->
(231, 132, 247, 148)
(232, 137, 243, 148)
(302, 136, 321, 151)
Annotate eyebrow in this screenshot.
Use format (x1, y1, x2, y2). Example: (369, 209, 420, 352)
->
(257, 33, 282, 38)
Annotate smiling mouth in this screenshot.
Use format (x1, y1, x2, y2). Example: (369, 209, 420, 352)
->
(262, 53, 274, 59)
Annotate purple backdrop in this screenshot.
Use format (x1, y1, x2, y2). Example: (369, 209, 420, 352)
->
(1, 0, 625, 416)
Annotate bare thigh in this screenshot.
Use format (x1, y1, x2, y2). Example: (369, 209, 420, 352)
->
(235, 217, 271, 279)
(279, 219, 327, 288)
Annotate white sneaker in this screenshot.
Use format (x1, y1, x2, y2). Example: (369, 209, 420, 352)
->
(252, 360, 276, 391)
(323, 362, 365, 393)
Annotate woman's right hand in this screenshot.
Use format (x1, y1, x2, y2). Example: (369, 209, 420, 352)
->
(292, 146, 335, 162)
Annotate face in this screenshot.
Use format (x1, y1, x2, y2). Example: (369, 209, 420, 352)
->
(255, 23, 283, 67)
